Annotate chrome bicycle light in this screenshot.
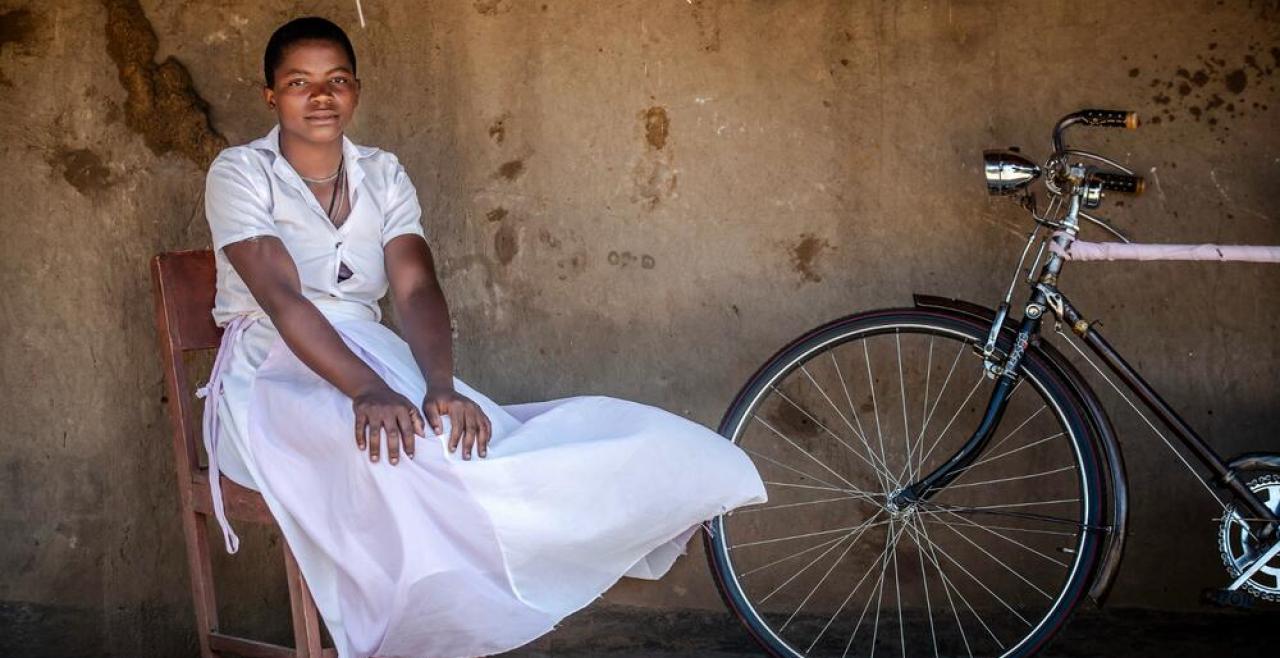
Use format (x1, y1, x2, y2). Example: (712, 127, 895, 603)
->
(983, 150, 1042, 195)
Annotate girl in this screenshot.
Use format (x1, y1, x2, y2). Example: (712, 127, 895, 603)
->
(202, 16, 766, 658)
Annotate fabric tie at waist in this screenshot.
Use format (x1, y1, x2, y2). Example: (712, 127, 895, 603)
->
(195, 313, 257, 554)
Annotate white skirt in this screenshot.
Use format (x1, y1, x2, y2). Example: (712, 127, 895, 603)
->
(210, 307, 767, 658)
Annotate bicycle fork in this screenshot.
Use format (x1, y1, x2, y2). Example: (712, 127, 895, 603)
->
(892, 288, 1051, 508)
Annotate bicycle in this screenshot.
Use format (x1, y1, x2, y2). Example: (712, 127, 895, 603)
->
(701, 109, 1280, 657)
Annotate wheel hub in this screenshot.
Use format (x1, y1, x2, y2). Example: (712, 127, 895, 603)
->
(885, 487, 917, 520)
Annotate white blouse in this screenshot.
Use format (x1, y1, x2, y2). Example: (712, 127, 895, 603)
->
(204, 123, 426, 326)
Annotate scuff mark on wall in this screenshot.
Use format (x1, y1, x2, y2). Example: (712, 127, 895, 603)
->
(48, 147, 113, 195)
(474, 0, 512, 17)
(688, 0, 722, 53)
(494, 222, 518, 264)
(101, 0, 226, 168)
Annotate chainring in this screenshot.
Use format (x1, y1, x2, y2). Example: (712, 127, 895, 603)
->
(1219, 473, 1280, 603)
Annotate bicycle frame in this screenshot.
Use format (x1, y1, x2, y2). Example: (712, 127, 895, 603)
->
(895, 187, 1280, 530)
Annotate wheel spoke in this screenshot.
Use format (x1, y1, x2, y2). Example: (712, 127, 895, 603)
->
(915, 512, 941, 658)
(738, 494, 877, 515)
(941, 404, 1049, 486)
(896, 332, 914, 488)
(842, 520, 906, 658)
(919, 337, 935, 482)
(745, 447, 881, 502)
(779, 509, 887, 629)
(912, 374, 986, 482)
(732, 517, 891, 550)
(738, 529, 849, 579)
(915, 522, 1033, 626)
(801, 363, 895, 492)
(918, 514, 1076, 537)
(917, 500, 1088, 530)
(909, 341, 967, 480)
(753, 413, 865, 493)
(863, 339, 893, 490)
(906, 517, 987, 654)
(831, 352, 894, 492)
(936, 518, 1056, 600)
(945, 464, 1075, 490)
(920, 508, 1070, 567)
(762, 513, 880, 605)
(738, 512, 885, 578)
(804, 518, 900, 653)
(940, 431, 1066, 485)
(763, 481, 857, 494)
(891, 511, 907, 658)
(759, 390, 896, 489)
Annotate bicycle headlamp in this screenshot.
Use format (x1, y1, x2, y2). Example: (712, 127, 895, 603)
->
(983, 150, 1041, 196)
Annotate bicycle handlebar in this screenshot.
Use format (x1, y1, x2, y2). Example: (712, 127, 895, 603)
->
(1078, 109, 1139, 129)
(1053, 109, 1139, 154)
(1090, 171, 1145, 195)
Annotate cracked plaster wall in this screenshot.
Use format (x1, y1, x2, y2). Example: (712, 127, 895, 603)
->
(0, 0, 1277, 654)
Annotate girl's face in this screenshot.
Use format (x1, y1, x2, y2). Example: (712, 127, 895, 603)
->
(263, 39, 360, 142)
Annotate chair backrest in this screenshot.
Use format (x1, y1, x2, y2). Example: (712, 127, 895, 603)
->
(151, 250, 220, 477)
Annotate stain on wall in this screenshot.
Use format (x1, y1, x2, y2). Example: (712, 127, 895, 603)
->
(632, 105, 677, 209)
(0, 8, 36, 52)
(496, 158, 525, 180)
(643, 105, 670, 150)
(788, 233, 832, 284)
(1145, 37, 1276, 130)
(47, 147, 112, 195)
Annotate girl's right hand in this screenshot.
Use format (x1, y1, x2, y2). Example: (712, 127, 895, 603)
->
(352, 385, 425, 465)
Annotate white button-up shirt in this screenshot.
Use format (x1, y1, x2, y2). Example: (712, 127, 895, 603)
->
(204, 123, 426, 326)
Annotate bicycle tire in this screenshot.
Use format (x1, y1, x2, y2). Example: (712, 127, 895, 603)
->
(704, 308, 1105, 658)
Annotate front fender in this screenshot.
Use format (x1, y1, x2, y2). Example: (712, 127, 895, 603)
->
(912, 293, 1129, 607)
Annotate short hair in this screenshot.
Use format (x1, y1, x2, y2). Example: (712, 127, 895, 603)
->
(263, 17, 357, 88)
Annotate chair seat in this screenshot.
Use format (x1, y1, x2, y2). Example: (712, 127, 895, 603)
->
(191, 470, 275, 525)
(209, 632, 338, 658)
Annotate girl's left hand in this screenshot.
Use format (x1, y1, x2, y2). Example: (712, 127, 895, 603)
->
(422, 388, 493, 460)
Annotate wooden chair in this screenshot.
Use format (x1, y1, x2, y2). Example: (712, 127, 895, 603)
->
(151, 250, 335, 658)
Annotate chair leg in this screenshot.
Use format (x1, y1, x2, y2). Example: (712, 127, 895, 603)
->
(283, 538, 325, 658)
(180, 510, 220, 658)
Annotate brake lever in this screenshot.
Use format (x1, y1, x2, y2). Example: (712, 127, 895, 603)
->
(1079, 211, 1132, 243)
(1063, 149, 1136, 176)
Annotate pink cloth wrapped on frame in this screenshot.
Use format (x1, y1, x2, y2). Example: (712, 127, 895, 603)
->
(1050, 231, 1280, 263)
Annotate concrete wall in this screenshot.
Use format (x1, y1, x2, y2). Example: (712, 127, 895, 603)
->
(1, 0, 1277, 654)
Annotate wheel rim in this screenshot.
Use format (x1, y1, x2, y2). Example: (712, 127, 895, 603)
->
(711, 319, 1099, 658)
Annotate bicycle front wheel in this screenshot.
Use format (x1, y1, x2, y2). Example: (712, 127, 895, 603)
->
(706, 309, 1104, 658)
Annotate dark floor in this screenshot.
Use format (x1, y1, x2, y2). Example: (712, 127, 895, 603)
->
(502, 602, 1276, 657)
(3, 598, 1271, 656)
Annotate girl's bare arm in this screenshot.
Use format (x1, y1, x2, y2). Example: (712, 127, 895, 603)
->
(224, 236, 423, 463)
(384, 234, 492, 459)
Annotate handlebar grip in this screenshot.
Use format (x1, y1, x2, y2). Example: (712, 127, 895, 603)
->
(1091, 171, 1145, 195)
(1079, 109, 1139, 129)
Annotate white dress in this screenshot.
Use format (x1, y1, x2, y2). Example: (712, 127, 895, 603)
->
(202, 125, 768, 658)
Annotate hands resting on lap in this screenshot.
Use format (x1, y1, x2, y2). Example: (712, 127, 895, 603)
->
(352, 385, 492, 464)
